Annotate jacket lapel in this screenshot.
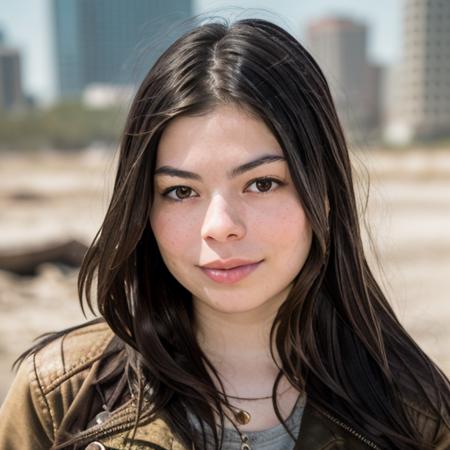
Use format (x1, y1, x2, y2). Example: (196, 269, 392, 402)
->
(294, 401, 339, 450)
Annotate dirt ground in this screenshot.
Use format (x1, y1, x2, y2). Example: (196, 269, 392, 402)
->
(0, 146, 449, 403)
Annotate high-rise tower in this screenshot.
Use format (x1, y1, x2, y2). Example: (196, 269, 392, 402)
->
(385, 0, 450, 143)
(52, 0, 193, 98)
(307, 17, 381, 142)
(0, 31, 24, 112)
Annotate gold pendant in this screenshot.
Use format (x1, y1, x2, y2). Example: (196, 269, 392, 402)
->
(234, 409, 251, 425)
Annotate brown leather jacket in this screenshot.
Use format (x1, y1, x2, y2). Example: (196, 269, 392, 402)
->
(0, 321, 449, 450)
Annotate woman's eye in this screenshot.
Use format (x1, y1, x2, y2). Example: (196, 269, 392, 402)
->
(161, 177, 284, 202)
(162, 186, 197, 201)
(246, 177, 283, 193)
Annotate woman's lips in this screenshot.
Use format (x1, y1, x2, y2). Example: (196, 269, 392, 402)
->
(200, 261, 263, 284)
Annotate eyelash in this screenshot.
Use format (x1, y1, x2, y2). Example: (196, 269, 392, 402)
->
(160, 177, 285, 202)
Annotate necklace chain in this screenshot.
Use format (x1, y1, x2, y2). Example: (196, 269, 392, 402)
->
(231, 391, 301, 450)
(220, 385, 292, 402)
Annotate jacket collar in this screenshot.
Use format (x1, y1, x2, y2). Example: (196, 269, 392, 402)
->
(294, 401, 339, 450)
(72, 383, 377, 448)
(77, 396, 375, 450)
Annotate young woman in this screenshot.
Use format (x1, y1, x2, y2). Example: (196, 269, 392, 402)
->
(0, 17, 449, 450)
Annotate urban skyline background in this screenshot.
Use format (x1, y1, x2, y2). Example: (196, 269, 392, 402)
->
(1, 0, 450, 145)
(0, 0, 402, 105)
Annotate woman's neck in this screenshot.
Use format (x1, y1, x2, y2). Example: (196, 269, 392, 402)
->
(193, 298, 285, 397)
(193, 296, 301, 431)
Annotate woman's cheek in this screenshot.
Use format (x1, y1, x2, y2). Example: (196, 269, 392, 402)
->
(152, 209, 197, 257)
(260, 197, 308, 241)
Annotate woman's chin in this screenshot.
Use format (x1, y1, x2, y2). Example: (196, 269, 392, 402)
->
(193, 293, 279, 317)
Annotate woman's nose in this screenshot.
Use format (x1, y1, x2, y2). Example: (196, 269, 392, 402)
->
(200, 194, 246, 242)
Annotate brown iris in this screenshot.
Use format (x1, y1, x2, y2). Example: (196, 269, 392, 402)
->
(255, 179, 273, 192)
(175, 186, 192, 199)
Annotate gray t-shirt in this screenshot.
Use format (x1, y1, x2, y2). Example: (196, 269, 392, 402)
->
(190, 393, 306, 449)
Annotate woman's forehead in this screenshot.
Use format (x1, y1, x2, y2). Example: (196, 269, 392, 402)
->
(155, 104, 283, 166)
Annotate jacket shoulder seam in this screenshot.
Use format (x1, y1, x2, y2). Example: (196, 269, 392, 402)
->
(44, 331, 113, 394)
(37, 324, 114, 395)
(30, 352, 57, 440)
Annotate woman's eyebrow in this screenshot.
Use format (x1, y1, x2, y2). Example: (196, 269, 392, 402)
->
(154, 154, 286, 181)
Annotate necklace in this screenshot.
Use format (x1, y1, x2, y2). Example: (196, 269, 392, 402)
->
(223, 385, 293, 425)
(230, 390, 301, 450)
(226, 392, 272, 401)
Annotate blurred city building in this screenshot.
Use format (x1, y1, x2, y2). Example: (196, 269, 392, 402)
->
(52, 0, 193, 99)
(306, 17, 383, 143)
(384, 0, 450, 144)
(82, 83, 135, 109)
(0, 30, 25, 113)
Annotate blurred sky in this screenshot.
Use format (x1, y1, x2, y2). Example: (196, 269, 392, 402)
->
(0, 0, 402, 105)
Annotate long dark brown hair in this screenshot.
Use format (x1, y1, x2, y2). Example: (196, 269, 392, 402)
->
(15, 17, 450, 450)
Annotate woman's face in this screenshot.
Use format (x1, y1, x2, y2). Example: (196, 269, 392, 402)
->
(150, 104, 312, 315)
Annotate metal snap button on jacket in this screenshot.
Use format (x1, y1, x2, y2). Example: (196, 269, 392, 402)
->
(94, 410, 111, 425)
(85, 442, 106, 450)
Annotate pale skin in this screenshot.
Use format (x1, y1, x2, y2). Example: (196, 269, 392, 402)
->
(149, 103, 313, 431)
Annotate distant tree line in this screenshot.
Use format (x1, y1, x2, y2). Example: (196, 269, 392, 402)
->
(0, 101, 127, 151)
(2, 100, 449, 151)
